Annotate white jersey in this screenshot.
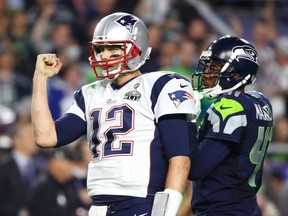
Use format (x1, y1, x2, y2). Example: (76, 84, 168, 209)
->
(66, 71, 197, 199)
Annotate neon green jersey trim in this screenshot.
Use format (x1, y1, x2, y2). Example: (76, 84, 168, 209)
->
(214, 98, 244, 120)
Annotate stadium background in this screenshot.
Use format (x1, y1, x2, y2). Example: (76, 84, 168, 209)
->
(0, 0, 288, 215)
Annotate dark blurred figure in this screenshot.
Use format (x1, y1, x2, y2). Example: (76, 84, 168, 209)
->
(278, 179, 288, 216)
(0, 134, 12, 158)
(26, 0, 73, 26)
(27, 148, 88, 216)
(0, 48, 31, 109)
(72, 138, 93, 207)
(60, 0, 92, 44)
(186, 17, 216, 54)
(0, 47, 31, 129)
(87, 0, 119, 19)
(0, 120, 40, 216)
(7, 10, 35, 79)
(263, 169, 286, 216)
(140, 23, 162, 73)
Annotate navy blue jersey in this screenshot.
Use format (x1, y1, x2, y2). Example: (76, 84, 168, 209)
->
(190, 90, 273, 216)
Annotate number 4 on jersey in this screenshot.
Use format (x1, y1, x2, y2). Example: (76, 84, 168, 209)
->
(249, 126, 272, 187)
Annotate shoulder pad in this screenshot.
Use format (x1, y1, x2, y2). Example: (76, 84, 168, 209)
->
(214, 98, 244, 120)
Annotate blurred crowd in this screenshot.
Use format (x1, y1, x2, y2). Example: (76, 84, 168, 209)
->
(0, 0, 288, 215)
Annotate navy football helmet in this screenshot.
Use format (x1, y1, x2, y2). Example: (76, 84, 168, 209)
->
(192, 35, 259, 99)
(89, 12, 151, 79)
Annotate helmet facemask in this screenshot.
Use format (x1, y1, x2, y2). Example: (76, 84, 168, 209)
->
(89, 41, 141, 79)
(192, 58, 223, 90)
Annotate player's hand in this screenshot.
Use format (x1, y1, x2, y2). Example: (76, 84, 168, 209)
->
(35, 53, 62, 78)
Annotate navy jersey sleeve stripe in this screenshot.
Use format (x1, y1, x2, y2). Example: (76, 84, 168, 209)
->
(158, 114, 190, 158)
(173, 73, 190, 82)
(55, 113, 87, 147)
(74, 89, 86, 116)
(150, 73, 188, 111)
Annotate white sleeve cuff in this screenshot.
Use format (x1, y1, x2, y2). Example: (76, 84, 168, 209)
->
(163, 189, 183, 216)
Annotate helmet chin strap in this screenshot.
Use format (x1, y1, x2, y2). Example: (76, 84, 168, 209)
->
(105, 60, 130, 80)
(107, 67, 138, 80)
(107, 73, 120, 80)
(203, 74, 251, 99)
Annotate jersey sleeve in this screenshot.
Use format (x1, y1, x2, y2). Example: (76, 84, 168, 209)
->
(65, 89, 86, 121)
(151, 73, 198, 122)
(54, 89, 87, 146)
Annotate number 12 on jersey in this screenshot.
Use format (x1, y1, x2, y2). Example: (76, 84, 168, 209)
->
(90, 104, 134, 159)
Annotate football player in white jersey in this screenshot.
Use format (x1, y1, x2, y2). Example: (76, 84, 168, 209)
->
(31, 12, 199, 216)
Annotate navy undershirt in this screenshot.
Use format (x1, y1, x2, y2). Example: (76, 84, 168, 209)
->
(158, 114, 190, 159)
(188, 124, 231, 180)
(55, 113, 86, 147)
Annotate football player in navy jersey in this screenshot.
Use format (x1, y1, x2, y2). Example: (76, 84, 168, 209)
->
(188, 35, 273, 216)
(31, 12, 199, 216)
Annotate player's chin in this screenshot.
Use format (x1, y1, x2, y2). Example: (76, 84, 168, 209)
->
(203, 79, 216, 88)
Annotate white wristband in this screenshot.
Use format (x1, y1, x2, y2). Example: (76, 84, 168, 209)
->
(163, 189, 183, 216)
(151, 189, 183, 216)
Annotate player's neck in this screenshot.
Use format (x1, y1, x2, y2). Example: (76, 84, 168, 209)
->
(112, 70, 141, 86)
(237, 87, 245, 93)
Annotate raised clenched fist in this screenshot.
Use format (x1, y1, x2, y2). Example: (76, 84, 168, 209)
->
(35, 54, 62, 78)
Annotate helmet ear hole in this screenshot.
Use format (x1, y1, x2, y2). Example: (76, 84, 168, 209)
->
(226, 66, 235, 74)
(234, 72, 240, 78)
